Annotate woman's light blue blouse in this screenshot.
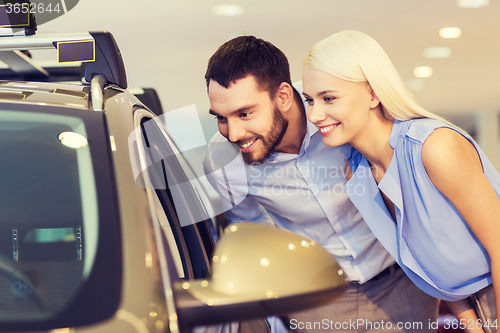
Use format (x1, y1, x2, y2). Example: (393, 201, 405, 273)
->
(346, 118, 500, 301)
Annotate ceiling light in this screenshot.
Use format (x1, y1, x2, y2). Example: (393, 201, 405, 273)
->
(423, 47, 452, 59)
(456, 0, 490, 8)
(439, 27, 462, 39)
(408, 79, 425, 91)
(58, 131, 88, 149)
(413, 66, 433, 78)
(212, 4, 245, 17)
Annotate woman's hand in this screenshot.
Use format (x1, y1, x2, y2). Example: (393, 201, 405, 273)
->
(446, 299, 487, 333)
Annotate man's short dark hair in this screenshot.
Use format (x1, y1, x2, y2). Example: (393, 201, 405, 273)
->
(205, 35, 292, 97)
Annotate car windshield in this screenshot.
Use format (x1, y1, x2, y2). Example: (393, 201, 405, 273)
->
(0, 109, 98, 319)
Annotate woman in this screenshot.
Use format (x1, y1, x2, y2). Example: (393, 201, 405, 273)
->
(302, 30, 499, 333)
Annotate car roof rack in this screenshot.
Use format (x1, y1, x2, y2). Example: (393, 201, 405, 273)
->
(0, 31, 128, 89)
(0, 0, 38, 36)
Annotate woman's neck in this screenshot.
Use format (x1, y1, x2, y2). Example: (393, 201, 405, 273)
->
(350, 113, 395, 182)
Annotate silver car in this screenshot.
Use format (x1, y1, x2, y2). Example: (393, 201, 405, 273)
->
(0, 19, 347, 333)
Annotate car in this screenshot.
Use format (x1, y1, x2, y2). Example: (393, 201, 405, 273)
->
(0, 5, 348, 333)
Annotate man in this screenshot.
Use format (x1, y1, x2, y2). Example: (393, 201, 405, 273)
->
(203, 36, 438, 332)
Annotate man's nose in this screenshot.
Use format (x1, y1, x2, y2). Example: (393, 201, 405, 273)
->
(227, 121, 247, 143)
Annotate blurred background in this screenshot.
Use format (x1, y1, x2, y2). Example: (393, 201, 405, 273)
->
(34, 0, 500, 175)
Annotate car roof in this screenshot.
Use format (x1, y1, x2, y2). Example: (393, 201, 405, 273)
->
(0, 80, 90, 109)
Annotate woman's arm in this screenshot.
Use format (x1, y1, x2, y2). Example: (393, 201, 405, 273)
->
(447, 299, 486, 333)
(422, 127, 500, 330)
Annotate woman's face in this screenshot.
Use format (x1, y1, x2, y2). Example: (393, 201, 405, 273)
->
(302, 66, 379, 148)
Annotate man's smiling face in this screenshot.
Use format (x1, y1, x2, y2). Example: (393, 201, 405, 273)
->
(209, 75, 288, 164)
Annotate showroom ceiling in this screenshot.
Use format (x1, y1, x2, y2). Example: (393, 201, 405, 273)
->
(37, 0, 499, 136)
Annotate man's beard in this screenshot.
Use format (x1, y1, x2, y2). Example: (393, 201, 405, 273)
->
(240, 107, 288, 165)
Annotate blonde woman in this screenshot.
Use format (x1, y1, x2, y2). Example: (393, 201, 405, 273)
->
(303, 30, 499, 333)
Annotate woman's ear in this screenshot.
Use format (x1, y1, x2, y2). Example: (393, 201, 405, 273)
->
(275, 82, 294, 113)
(367, 85, 381, 109)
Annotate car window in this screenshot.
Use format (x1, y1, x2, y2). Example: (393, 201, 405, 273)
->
(136, 114, 215, 280)
(0, 109, 98, 319)
(152, 190, 186, 279)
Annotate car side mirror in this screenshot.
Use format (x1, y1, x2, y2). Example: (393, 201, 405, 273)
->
(174, 223, 348, 329)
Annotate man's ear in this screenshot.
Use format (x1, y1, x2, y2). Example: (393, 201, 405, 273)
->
(274, 82, 294, 113)
(367, 85, 380, 109)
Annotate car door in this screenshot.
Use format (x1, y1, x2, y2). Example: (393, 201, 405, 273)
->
(132, 109, 271, 333)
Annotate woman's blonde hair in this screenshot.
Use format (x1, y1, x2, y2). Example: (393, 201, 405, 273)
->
(304, 30, 451, 124)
